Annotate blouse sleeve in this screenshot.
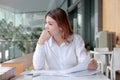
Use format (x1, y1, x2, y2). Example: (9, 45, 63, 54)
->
(33, 44, 46, 70)
(74, 35, 90, 64)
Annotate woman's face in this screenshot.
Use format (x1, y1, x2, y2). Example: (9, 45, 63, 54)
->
(45, 16, 62, 37)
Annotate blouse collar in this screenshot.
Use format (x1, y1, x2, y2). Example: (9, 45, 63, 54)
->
(48, 34, 74, 47)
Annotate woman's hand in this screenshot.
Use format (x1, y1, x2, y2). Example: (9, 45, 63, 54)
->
(38, 30, 51, 45)
(87, 58, 98, 70)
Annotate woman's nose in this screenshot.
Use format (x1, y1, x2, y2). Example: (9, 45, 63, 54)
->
(45, 24, 49, 30)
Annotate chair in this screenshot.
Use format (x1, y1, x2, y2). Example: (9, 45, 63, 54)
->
(106, 48, 120, 80)
(94, 48, 109, 74)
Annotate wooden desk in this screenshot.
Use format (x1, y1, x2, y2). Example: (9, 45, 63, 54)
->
(2, 53, 33, 76)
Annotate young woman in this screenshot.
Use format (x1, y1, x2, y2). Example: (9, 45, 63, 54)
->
(33, 8, 97, 73)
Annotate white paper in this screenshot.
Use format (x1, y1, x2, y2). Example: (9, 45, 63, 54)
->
(21, 69, 100, 77)
(63, 70, 100, 77)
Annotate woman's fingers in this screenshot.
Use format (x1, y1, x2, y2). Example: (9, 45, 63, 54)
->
(88, 58, 98, 70)
(38, 30, 51, 44)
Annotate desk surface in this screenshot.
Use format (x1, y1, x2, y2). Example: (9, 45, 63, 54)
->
(13, 73, 110, 80)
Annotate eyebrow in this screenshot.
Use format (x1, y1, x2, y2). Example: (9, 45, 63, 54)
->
(47, 21, 54, 24)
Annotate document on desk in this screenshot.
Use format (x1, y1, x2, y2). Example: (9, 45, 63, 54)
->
(64, 70, 100, 77)
(22, 69, 99, 77)
(22, 55, 99, 77)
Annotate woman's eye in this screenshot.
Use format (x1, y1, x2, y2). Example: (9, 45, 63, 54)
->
(49, 23, 52, 25)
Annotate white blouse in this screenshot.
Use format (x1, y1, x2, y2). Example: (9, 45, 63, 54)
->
(33, 34, 90, 72)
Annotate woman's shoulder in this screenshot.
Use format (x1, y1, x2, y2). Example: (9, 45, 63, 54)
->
(72, 34, 85, 46)
(68, 34, 83, 43)
(72, 34, 83, 40)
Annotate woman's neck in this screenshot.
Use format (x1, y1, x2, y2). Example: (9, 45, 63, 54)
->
(53, 35, 64, 46)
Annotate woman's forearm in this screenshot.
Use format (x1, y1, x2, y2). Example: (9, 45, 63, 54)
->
(33, 44, 45, 70)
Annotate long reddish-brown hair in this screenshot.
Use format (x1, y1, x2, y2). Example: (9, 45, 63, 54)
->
(45, 8, 73, 41)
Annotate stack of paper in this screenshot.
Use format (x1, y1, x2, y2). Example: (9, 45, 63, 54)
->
(0, 67, 16, 80)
